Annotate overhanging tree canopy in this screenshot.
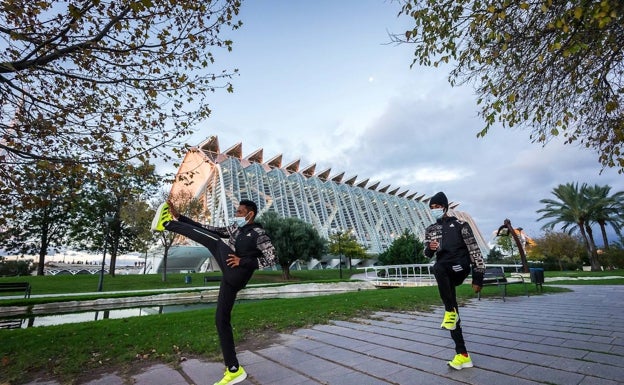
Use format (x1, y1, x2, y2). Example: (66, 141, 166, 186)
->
(0, 0, 241, 169)
(396, 0, 624, 171)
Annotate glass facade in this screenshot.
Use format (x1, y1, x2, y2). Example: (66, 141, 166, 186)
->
(170, 136, 490, 256)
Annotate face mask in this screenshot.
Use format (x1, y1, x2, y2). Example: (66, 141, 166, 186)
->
(231, 213, 249, 227)
(431, 208, 445, 220)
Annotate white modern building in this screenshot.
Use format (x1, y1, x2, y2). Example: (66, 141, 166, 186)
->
(147, 136, 490, 273)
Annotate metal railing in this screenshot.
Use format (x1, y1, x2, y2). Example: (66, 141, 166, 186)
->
(359, 264, 436, 287)
(359, 263, 524, 288)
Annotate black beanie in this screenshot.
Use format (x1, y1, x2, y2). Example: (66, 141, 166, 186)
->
(429, 192, 448, 210)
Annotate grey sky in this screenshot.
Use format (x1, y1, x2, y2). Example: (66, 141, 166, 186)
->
(172, 0, 623, 245)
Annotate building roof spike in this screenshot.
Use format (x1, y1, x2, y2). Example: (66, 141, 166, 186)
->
(199, 135, 220, 154)
(245, 148, 263, 163)
(301, 163, 316, 177)
(265, 154, 283, 169)
(345, 175, 358, 186)
(223, 142, 243, 159)
(356, 178, 369, 188)
(317, 168, 331, 181)
(331, 172, 345, 183)
(285, 159, 300, 174)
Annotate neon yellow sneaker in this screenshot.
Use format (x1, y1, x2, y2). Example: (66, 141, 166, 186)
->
(440, 309, 459, 330)
(150, 202, 173, 232)
(213, 366, 247, 385)
(448, 353, 473, 370)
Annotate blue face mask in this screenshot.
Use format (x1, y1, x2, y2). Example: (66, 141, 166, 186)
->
(231, 213, 250, 227)
(431, 208, 445, 220)
(231, 216, 247, 227)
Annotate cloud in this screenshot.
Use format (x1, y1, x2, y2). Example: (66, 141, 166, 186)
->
(177, 1, 623, 247)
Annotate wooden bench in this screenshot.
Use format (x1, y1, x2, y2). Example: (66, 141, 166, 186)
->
(0, 282, 32, 298)
(477, 267, 527, 302)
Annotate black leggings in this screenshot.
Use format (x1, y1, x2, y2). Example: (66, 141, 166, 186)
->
(165, 219, 253, 368)
(433, 262, 470, 354)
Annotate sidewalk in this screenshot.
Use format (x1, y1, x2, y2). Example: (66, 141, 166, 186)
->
(26, 285, 624, 385)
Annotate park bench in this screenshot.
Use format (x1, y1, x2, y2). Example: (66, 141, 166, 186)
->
(0, 282, 32, 298)
(477, 266, 527, 302)
(0, 319, 23, 330)
(203, 276, 222, 284)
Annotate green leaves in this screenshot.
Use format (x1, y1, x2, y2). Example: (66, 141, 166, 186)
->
(1, 0, 242, 176)
(396, 0, 624, 172)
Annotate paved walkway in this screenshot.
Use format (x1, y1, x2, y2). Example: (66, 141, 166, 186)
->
(25, 285, 624, 385)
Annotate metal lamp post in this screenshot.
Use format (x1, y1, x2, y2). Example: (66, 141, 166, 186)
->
(97, 215, 114, 292)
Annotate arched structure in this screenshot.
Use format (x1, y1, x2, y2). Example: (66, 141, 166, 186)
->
(168, 136, 490, 257)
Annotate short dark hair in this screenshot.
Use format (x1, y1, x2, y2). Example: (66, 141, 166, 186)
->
(239, 199, 258, 218)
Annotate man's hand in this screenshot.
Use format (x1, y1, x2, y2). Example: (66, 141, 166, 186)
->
(472, 284, 482, 293)
(226, 254, 241, 268)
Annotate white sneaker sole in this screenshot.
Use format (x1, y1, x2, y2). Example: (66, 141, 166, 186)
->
(214, 370, 247, 385)
(448, 361, 474, 370)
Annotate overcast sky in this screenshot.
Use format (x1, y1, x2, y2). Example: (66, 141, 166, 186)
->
(175, 0, 623, 245)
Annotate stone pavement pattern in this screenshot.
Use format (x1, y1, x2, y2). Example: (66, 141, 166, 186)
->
(25, 285, 624, 385)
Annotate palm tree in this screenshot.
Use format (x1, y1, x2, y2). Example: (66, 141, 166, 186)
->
(583, 184, 624, 250)
(536, 182, 601, 271)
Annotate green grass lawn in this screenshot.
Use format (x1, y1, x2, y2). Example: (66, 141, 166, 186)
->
(0, 268, 622, 384)
(0, 270, 355, 306)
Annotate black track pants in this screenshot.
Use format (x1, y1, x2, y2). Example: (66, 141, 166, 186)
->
(433, 262, 470, 354)
(164, 220, 253, 368)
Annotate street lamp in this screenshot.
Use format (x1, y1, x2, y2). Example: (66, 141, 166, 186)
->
(97, 215, 114, 292)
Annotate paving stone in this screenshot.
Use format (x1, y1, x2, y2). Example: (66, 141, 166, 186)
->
(132, 363, 189, 385)
(180, 358, 224, 385)
(83, 374, 124, 385)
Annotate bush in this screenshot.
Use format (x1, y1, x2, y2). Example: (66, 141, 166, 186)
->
(0, 257, 35, 276)
(598, 249, 624, 270)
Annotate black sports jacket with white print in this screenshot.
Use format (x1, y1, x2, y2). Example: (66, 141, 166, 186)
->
(424, 215, 485, 286)
(188, 219, 277, 270)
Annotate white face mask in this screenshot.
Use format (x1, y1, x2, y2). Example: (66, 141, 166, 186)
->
(431, 208, 445, 220)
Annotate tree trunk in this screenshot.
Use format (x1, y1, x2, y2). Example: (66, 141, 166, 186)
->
(579, 222, 601, 271)
(37, 224, 49, 276)
(161, 246, 169, 282)
(281, 263, 291, 280)
(109, 233, 119, 277)
(598, 221, 610, 250)
(108, 220, 121, 277)
(37, 238, 48, 276)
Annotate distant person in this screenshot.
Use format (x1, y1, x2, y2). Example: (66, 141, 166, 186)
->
(424, 191, 485, 370)
(151, 199, 277, 385)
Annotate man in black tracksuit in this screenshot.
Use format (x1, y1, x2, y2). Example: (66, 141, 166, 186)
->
(424, 191, 485, 370)
(151, 199, 276, 385)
